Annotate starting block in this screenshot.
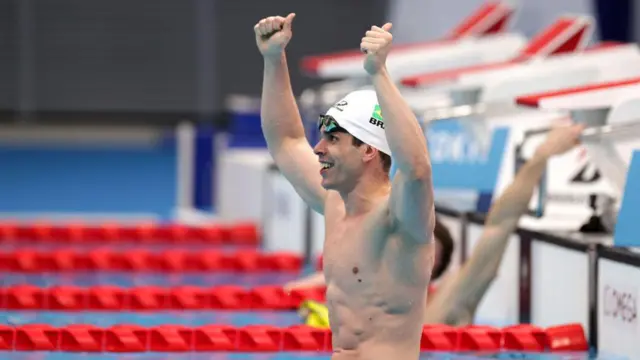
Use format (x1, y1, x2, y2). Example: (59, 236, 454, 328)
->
(300, 1, 522, 80)
(398, 14, 601, 143)
(421, 42, 640, 171)
(311, 14, 596, 118)
(297, 1, 527, 135)
(401, 14, 595, 90)
(515, 79, 640, 235)
(415, 74, 640, 235)
(406, 40, 640, 218)
(301, 14, 601, 157)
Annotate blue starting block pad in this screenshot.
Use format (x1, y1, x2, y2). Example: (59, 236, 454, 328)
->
(614, 150, 640, 247)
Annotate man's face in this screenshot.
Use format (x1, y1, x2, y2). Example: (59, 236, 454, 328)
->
(313, 128, 364, 191)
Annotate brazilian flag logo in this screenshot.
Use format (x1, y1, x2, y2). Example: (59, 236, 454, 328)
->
(369, 104, 385, 129)
(372, 104, 384, 122)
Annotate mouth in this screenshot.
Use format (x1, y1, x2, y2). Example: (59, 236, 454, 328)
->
(319, 161, 334, 173)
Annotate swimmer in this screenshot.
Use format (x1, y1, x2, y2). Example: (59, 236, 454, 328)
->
(288, 124, 585, 326)
(256, 14, 436, 360)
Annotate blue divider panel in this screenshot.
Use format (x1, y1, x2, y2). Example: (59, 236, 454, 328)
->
(613, 150, 640, 246)
(228, 112, 267, 148)
(194, 125, 215, 211)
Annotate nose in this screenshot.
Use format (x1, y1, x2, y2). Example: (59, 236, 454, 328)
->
(313, 138, 327, 156)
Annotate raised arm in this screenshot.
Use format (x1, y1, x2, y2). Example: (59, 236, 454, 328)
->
(423, 123, 585, 325)
(361, 23, 434, 242)
(255, 14, 327, 214)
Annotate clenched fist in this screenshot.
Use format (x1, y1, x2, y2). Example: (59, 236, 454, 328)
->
(361, 23, 393, 75)
(537, 123, 585, 158)
(254, 13, 296, 58)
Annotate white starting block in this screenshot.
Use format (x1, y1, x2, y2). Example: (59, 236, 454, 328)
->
(297, 1, 528, 122)
(513, 79, 640, 233)
(406, 38, 640, 220)
(300, 1, 523, 80)
(400, 15, 595, 89)
(395, 15, 597, 114)
(417, 42, 640, 153)
(302, 14, 595, 113)
(404, 62, 640, 237)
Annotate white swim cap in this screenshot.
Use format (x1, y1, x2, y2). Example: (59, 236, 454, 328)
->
(321, 89, 391, 156)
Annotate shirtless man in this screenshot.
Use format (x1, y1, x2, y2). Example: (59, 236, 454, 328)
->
(287, 122, 585, 326)
(255, 13, 435, 359)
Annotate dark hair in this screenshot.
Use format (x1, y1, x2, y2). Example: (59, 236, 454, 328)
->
(351, 136, 392, 173)
(432, 217, 454, 280)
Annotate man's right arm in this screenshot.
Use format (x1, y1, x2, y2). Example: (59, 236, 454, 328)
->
(256, 14, 328, 214)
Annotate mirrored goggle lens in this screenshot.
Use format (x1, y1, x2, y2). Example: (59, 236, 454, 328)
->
(318, 115, 339, 132)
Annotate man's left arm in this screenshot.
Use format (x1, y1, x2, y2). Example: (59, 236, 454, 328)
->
(363, 24, 435, 243)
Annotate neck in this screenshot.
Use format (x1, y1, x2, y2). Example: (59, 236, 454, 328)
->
(339, 173, 391, 216)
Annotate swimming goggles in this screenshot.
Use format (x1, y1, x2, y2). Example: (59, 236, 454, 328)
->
(317, 114, 342, 133)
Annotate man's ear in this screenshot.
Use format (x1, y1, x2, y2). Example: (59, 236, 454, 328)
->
(361, 145, 378, 163)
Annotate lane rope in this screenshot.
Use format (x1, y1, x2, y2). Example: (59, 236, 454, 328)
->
(0, 285, 326, 311)
(0, 222, 259, 245)
(0, 322, 588, 353)
(0, 249, 302, 273)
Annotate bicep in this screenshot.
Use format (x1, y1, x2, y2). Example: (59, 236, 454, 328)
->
(273, 138, 327, 214)
(388, 170, 435, 243)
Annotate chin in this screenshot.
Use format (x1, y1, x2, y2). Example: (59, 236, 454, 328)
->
(321, 176, 343, 191)
(320, 180, 335, 190)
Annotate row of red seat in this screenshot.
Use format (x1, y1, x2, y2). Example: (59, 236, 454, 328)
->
(0, 249, 302, 272)
(0, 285, 326, 311)
(0, 323, 587, 352)
(0, 222, 259, 245)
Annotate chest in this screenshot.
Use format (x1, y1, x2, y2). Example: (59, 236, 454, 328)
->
(321, 211, 432, 291)
(323, 219, 378, 279)
(320, 195, 432, 289)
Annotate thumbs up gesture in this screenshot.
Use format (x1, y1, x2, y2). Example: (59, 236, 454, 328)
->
(361, 23, 393, 75)
(254, 13, 296, 58)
